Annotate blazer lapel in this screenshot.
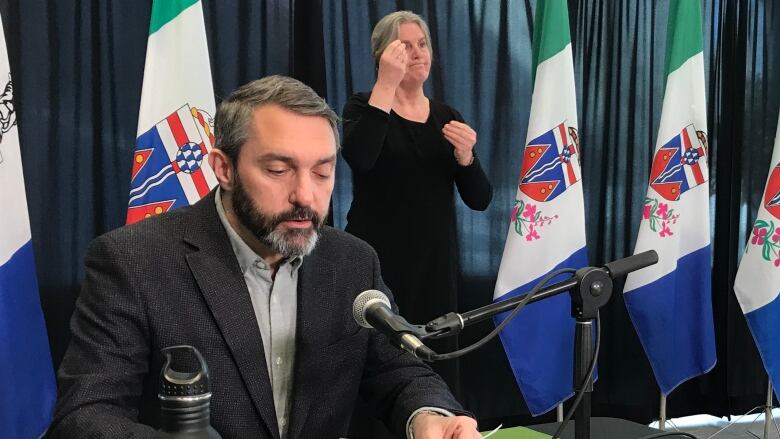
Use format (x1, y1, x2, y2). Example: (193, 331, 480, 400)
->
(183, 194, 280, 439)
(287, 249, 336, 439)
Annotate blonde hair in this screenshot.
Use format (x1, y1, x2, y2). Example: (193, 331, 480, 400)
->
(370, 11, 433, 68)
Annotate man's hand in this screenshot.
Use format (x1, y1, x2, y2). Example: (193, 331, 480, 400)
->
(412, 413, 482, 439)
(442, 120, 476, 166)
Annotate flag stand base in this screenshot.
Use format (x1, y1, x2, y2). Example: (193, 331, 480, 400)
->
(656, 382, 775, 438)
(710, 382, 776, 439)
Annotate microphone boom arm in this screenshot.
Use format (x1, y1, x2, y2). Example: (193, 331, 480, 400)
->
(420, 250, 659, 340)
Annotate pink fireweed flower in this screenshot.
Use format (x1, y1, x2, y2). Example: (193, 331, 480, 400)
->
(752, 227, 768, 245)
(522, 203, 537, 220)
(772, 228, 780, 243)
(511, 205, 519, 222)
(526, 225, 540, 241)
(657, 203, 669, 219)
(642, 205, 651, 220)
(660, 221, 673, 237)
(774, 256, 780, 268)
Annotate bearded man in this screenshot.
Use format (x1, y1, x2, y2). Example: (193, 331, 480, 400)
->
(47, 76, 480, 439)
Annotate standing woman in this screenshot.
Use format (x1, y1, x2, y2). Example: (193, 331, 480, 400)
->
(342, 11, 492, 393)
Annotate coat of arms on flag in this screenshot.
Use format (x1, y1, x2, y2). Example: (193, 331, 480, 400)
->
(126, 104, 218, 224)
(649, 124, 708, 201)
(519, 122, 581, 202)
(763, 163, 780, 220)
(745, 161, 780, 266)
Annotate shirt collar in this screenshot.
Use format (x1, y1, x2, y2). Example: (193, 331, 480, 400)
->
(215, 188, 303, 274)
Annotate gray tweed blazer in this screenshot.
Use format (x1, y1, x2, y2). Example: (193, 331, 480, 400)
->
(46, 191, 466, 439)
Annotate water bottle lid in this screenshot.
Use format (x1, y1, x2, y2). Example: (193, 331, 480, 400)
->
(158, 345, 211, 400)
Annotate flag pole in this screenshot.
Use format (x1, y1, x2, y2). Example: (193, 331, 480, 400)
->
(764, 381, 773, 439)
(659, 394, 667, 431)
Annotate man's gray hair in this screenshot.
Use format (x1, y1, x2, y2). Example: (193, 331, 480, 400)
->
(371, 10, 433, 68)
(214, 75, 339, 164)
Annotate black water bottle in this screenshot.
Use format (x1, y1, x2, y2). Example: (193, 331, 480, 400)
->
(153, 345, 222, 439)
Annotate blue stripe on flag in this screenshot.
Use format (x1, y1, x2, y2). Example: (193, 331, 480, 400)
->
(745, 293, 780, 401)
(0, 241, 56, 438)
(624, 245, 716, 394)
(495, 247, 588, 416)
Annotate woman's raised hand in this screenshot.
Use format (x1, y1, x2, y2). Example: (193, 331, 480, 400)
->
(376, 40, 408, 90)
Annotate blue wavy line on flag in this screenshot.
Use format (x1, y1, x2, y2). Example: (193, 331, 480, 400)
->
(494, 247, 588, 416)
(744, 292, 780, 402)
(129, 127, 188, 209)
(0, 241, 56, 437)
(624, 245, 716, 395)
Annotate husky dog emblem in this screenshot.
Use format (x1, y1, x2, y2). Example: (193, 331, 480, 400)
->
(0, 74, 16, 163)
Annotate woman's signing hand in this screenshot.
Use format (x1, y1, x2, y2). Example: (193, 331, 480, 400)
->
(376, 40, 408, 89)
(443, 121, 477, 166)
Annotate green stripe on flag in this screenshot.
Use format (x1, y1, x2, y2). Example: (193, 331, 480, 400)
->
(532, 0, 572, 84)
(664, 0, 703, 77)
(149, 0, 199, 35)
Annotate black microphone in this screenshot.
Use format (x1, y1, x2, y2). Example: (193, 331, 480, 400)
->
(603, 250, 659, 278)
(352, 290, 436, 361)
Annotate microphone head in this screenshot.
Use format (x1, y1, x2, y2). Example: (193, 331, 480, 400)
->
(353, 289, 391, 328)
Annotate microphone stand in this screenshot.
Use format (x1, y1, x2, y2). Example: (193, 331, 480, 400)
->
(414, 250, 658, 439)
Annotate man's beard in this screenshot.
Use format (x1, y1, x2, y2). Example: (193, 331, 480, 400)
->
(231, 176, 324, 258)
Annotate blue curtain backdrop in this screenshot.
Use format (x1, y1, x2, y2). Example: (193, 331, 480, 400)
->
(2, 0, 778, 429)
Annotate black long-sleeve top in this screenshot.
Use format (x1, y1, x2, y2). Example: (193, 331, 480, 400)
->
(341, 92, 492, 389)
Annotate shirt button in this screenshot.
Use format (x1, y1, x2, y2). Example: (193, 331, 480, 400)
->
(275, 357, 283, 366)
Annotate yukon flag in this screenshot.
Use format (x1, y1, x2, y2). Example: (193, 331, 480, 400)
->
(127, 0, 217, 224)
(0, 14, 57, 437)
(623, 0, 716, 395)
(734, 112, 780, 400)
(493, 0, 587, 416)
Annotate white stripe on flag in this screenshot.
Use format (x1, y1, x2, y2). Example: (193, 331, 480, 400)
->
(735, 113, 780, 313)
(136, 4, 215, 136)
